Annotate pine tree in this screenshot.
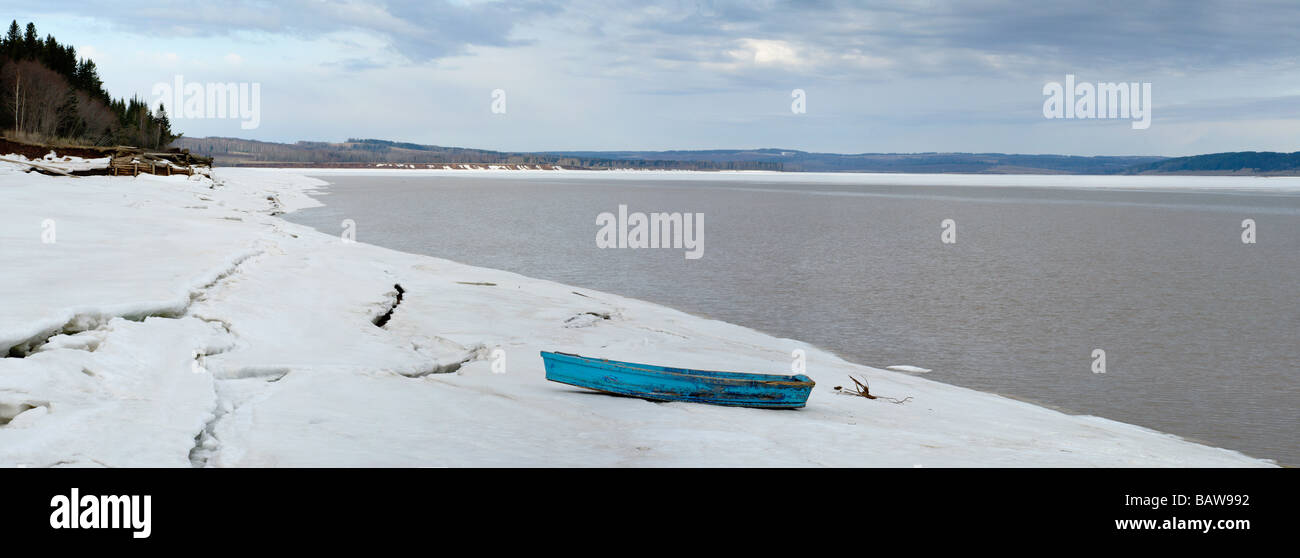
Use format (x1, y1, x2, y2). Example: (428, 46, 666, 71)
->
(153, 103, 176, 148)
(22, 22, 37, 58)
(74, 59, 104, 98)
(42, 35, 57, 67)
(4, 21, 19, 57)
(55, 90, 84, 138)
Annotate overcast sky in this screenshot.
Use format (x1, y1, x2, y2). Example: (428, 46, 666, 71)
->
(8, 0, 1299, 155)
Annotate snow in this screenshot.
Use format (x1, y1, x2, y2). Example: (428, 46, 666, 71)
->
(295, 166, 1300, 192)
(0, 153, 110, 173)
(886, 365, 932, 374)
(0, 164, 1277, 467)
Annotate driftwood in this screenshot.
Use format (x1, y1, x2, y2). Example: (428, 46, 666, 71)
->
(108, 145, 211, 166)
(1, 137, 212, 178)
(834, 375, 914, 404)
(0, 156, 75, 176)
(109, 147, 211, 177)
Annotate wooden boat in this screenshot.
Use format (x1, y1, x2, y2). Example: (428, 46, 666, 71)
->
(541, 351, 815, 409)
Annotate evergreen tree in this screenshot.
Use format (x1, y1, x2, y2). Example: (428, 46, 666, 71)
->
(153, 103, 177, 148)
(74, 59, 104, 98)
(1, 19, 181, 147)
(22, 22, 37, 58)
(4, 21, 19, 58)
(42, 35, 57, 67)
(55, 90, 84, 138)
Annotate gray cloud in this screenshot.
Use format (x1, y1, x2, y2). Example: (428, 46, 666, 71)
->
(18, 0, 1297, 155)
(27, 0, 1299, 76)
(26, 0, 554, 62)
(558, 0, 1300, 79)
(1160, 94, 1300, 123)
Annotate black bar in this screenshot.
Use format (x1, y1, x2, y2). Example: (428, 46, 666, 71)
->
(5, 468, 1286, 547)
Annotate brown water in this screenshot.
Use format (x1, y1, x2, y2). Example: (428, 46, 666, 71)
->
(287, 173, 1300, 465)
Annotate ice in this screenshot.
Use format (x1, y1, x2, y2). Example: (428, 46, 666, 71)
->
(0, 165, 1276, 467)
(295, 166, 1300, 192)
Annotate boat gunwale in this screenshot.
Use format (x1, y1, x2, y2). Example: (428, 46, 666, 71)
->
(542, 351, 816, 388)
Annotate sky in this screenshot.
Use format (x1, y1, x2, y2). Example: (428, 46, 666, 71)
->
(6, 0, 1299, 156)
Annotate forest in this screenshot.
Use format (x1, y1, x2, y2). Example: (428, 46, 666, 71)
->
(0, 20, 177, 149)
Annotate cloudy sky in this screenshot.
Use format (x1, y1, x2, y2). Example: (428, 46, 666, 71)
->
(9, 0, 1299, 155)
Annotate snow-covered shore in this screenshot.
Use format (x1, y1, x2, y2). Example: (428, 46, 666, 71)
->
(0, 166, 1275, 467)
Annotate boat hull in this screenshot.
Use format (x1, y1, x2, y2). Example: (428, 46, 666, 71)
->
(541, 351, 814, 409)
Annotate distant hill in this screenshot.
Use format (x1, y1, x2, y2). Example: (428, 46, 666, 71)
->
(174, 136, 1300, 175)
(541, 149, 1165, 174)
(177, 137, 1170, 173)
(174, 137, 783, 171)
(1127, 151, 1300, 175)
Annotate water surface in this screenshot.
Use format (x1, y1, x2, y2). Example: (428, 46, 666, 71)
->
(287, 173, 1299, 465)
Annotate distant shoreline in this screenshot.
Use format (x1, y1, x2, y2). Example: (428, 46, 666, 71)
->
(221, 162, 1300, 176)
(176, 137, 1300, 176)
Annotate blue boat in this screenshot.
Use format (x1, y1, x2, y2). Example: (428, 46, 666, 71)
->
(541, 351, 815, 409)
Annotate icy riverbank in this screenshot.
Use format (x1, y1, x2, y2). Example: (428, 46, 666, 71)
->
(0, 166, 1275, 467)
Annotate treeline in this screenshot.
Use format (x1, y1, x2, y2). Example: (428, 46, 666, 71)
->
(0, 20, 178, 148)
(552, 149, 1167, 174)
(342, 138, 782, 169)
(174, 137, 1300, 175)
(1126, 151, 1300, 174)
(177, 137, 785, 170)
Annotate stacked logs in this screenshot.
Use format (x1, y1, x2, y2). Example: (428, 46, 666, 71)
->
(110, 147, 213, 177)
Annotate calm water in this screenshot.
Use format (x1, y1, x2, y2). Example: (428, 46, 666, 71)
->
(287, 173, 1299, 465)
